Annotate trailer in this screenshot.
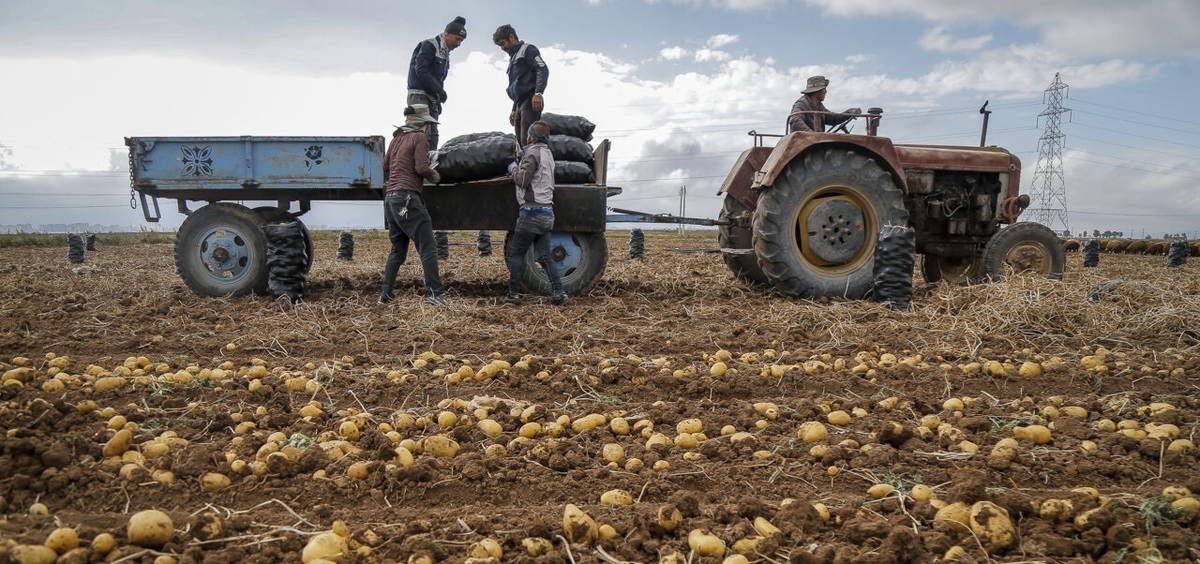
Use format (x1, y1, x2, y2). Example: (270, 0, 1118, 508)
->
(126, 135, 616, 298)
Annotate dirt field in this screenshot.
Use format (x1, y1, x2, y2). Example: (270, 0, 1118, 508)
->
(1, 231, 1198, 563)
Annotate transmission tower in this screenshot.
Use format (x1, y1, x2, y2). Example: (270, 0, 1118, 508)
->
(1025, 73, 1071, 234)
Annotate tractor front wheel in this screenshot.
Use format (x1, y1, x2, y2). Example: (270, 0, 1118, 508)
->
(980, 222, 1066, 281)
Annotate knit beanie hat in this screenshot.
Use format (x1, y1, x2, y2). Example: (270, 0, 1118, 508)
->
(444, 16, 467, 38)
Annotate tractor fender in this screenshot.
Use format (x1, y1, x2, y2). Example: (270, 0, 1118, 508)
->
(751, 133, 908, 201)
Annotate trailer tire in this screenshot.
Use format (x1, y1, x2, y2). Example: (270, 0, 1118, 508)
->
(175, 203, 270, 297)
(980, 222, 1066, 281)
(505, 231, 607, 296)
(753, 148, 907, 299)
(718, 195, 770, 287)
(254, 207, 314, 274)
(920, 255, 982, 285)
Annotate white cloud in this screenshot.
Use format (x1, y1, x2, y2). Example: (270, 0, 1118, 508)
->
(694, 48, 731, 62)
(660, 46, 690, 60)
(706, 34, 740, 49)
(919, 26, 992, 53)
(803, 0, 1200, 58)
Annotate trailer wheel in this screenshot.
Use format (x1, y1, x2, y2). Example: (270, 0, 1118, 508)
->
(980, 222, 1066, 281)
(505, 231, 607, 295)
(254, 207, 314, 274)
(175, 203, 270, 297)
(920, 255, 982, 285)
(753, 148, 908, 299)
(717, 195, 770, 287)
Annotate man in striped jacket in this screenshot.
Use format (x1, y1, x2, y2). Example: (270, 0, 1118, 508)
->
(407, 16, 467, 149)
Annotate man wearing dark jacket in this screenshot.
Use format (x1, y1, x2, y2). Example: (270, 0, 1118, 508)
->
(407, 16, 467, 149)
(493, 24, 548, 149)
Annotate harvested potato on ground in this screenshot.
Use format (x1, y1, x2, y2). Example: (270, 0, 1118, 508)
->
(127, 509, 174, 549)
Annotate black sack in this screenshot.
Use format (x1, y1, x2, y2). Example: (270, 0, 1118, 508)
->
(542, 113, 595, 141)
(555, 161, 595, 185)
(548, 135, 594, 164)
(436, 134, 517, 183)
(442, 131, 509, 150)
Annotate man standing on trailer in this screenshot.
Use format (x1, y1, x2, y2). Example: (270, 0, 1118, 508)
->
(787, 75, 860, 134)
(407, 16, 467, 149)
(503, 121, 566, 306)
(494, 24, 549, 150)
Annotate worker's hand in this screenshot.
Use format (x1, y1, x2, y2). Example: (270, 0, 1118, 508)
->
(429, 170, 441, 184)
(509, 111, 517, 126)
(844, 107, 862, 115)
(532, 93, 544, 112)
(507, 161, 518, 175)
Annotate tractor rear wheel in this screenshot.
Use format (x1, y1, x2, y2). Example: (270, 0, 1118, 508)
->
(920, 255, 982, 285)
(752, 148, 908, 298)
(980, 222, 1066, 281)
(717, 195, 769, 287)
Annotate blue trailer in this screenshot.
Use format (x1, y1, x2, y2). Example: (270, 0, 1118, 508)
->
(126, 135, 616, 298)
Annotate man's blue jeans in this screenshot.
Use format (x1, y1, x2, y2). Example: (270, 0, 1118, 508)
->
(506, 210, 563, 296)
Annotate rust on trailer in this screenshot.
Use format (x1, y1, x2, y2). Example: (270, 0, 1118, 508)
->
(716, 147, 771, 213)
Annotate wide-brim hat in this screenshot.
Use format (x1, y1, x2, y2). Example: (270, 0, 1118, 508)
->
(803, 75, 829, 94)
(406, 104, 439, 124)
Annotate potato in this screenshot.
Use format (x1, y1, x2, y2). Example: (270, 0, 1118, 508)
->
(910, 484, 934, 502)
(934, 501, 971, 528)
(969, 501, 1016, 552)
(200, 472, 231, 491)
(601, 443, 625, 463)
(1013, 425, 1052, 444)
(91, 533, 116, 555)
(102, 429, 133, 458)
(1039, 498, 1075, 521)
(423, 435, 459, 458)
(468, 538, 502, 559)
(1171, 497, 1200, 513)
(812, 503, 831, 522)
(723, 555, 751, 564)
(687, 529, 726, 557)
(867, 483, 896, 499)
(522, 537, 554, 556)
(731, 535, 762, 553)
(752, 516, 780, 537)
(676, 418, 703, 434)
(10, 545, 58, 564)
(43, 527, 79, 554)
(563, 504, 598, 544)
(797, 421, 828, 443)
(657, 505, 682, 531)
(826, 410, 851, 426)
(571, 413, 607, 434)
(128, 509, 174, 548)
(477, 419, 503, 437)
(302, 532, 349, 563)
(347, 462, 371, 480)
(600, 489, 634, 506)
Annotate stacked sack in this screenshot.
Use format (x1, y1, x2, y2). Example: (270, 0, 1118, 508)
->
(434, 113, 597, 185)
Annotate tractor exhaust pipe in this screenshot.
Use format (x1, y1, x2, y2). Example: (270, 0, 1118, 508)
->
(979, 100, 991, 147)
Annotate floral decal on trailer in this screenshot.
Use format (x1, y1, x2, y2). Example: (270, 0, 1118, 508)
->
(180, 146, 214, 176)
(305, 145, 324, 170)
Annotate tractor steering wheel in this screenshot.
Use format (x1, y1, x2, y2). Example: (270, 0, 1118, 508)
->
(828, 121, 854, 134)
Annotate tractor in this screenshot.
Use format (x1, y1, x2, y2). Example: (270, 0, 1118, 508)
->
(717, 107, 1065, 298)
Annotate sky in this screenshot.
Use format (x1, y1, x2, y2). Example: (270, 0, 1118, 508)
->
(1, 0, 1199, 237)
